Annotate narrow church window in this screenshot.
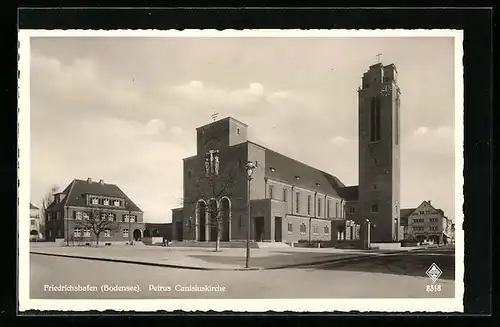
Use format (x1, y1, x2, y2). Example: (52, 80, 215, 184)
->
(370, 96, 381, 142)
(317, 198, 322, 216)
(283, 189, 287, 202)
(295, 192, 300, 213)
(269, 185, 274, 199)
(237, 128, 240, 135)
(371, 204, 379, 213)
(304, 195, 310, 215)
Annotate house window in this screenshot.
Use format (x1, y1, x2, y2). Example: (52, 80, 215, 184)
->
(101, 212, 107, 220)
(82, 212, 89, 220)
(287, 223, 293, 233)
(324, 225, 330, 235)
(122, 229, 129, 238)
(108, 213, 115, 221)
(295, 192, 300, 213)
(73, 228, 81, 237)
(30, 219, 35, 226)
(313, 225, 319, 235)
(420, 211, 425, 214)
(370, 96, 381, 142)
(114, 200, 121, 207)
(349, 207, 356, 214)
(317, 198, 322, 216)
(83, 228, 91, 237)
(75, 212, 82, 220)
(371, 204, 379, 213)
(307, 195, 312, 215)
(336, 202, 340, 216)
(122, 214, 128, 222)
(103, 199, 109, 206)
(131, 215, 137, 223)
(269, 185, 274, 199)
(104, 229, 111, 238)
(283, 189, 287, 202)
(299, 223, 307, 235)
(91, 198, 98, 205)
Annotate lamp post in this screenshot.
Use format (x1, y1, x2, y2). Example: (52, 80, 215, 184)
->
(245, 161, 256, 268)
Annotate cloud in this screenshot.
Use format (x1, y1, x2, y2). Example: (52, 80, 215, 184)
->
(330, 136, 349, 144)
(414, 126, 429, 136)
(137, 119, 166, 135)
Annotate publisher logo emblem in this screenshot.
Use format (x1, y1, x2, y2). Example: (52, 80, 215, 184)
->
(426, 263, 443, 283)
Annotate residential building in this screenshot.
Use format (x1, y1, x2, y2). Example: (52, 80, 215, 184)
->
(29, 203, 42, 241)
(402, 200, 451, 244)
(45, 178, 145, 243)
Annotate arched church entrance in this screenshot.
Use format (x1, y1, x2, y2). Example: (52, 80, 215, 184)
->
(209, 199, 218, 241)
(220, 197, 231, 241)
(197, 201, 207, 241)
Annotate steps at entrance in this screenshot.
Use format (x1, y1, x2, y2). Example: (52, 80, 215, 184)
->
(168, 241, 259, 249)
(256, 242, 291, 249)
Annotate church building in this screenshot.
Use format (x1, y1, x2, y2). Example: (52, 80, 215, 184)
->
(171, 62, 403, 244)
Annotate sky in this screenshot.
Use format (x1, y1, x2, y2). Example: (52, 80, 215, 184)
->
(29, 35, 457, 223)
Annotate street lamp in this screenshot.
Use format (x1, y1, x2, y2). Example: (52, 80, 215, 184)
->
(245, 161, 256, 268)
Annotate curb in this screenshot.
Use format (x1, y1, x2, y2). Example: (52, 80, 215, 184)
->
(30, 251, 379, 271)
(31, 247, 435, 272)
(30, 252, 260, 272)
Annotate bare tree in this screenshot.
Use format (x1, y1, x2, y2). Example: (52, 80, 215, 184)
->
(75, 208, 119, 246)
(40, 185, 59, 239)
(182, 149, 249, 252)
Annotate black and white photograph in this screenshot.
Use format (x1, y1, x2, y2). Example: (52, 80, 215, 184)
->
(18, 29, 464, 312)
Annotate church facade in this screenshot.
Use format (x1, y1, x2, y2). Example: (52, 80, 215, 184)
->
(171, 62, 403, 244)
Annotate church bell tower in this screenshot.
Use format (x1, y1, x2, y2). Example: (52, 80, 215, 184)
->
(357, 62, 401, 242)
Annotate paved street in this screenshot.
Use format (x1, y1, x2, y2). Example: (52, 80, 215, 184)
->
(30, 247, 455, 299)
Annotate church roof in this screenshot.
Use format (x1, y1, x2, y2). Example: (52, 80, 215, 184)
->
(248, 141, 349, 198)
(337, 186, 359, 201)
(47, 179, 142, 212)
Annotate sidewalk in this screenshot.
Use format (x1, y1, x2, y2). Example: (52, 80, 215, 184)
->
(29, 243, 424, 271)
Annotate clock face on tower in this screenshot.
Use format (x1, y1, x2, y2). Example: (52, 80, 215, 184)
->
(380, 84, 393, 96)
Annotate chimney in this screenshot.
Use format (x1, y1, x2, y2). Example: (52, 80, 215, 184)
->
(87, 178, 92, 184)
(99, 179, 104, 185)
(428, 200, 431, 205)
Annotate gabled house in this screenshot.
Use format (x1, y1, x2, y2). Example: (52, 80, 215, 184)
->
(402, 200, 451, 244)
(45, 178, 145, 244)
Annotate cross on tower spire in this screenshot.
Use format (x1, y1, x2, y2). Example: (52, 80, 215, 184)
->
(210, 111, 219, 122)
(376, 53, 383, 63)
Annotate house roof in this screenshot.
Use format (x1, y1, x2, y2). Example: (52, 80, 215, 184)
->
(400, 208, 416, 219)
(399, 208, 416, 227)
(30, 203, 39, 210)
(248, 141, 347, 198)
(47, 179, 142, 212)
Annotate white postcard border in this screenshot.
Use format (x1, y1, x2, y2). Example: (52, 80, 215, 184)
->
(18, 29, 464, 313)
